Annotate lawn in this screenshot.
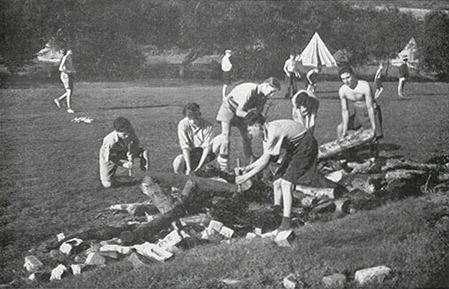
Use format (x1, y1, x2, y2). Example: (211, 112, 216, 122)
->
(0, 78, 448, 288)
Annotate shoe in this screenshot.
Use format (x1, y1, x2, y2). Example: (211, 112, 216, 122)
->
(67, 109, 75, 114)
(54, 99, 61, 108)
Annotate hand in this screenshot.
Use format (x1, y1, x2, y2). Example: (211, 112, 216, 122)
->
(123, 161, 133, 169)
(185, 168, 191, 175)
(235, 175, 247, 185)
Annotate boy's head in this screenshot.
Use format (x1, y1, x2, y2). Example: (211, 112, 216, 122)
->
(113, 117, 132, 138)
(183, 102, 201, 125)
(259, 77, 281, 96)
(295, 91, 309, 108)
(338, 66, 356, 86)
(225, 49, 232, 55)
(244, 111, 266, 139)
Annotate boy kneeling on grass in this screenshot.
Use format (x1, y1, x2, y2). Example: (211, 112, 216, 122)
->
(173, 102, 225, 175)
(235, 112, 339, 231)
(99, 117, 150, 188)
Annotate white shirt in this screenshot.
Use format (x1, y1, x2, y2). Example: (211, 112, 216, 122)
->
(221, 54, 232, 72)
(178, 117, 214, 151)
(263, 120, 308, 156)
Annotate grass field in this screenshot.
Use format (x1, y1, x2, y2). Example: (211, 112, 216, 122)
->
(1, 78, 449, 288)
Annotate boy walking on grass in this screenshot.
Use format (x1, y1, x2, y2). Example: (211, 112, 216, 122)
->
(173, 102, 224, 175)
(99, 117, 150, 188)
(235, 112, 338, 232)
(54, 49, 76, 113)
(374, 62, 384, 100)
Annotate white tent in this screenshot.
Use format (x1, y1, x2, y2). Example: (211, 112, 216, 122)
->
(297, 32, 337, 67)
(36, 40, 63, 63)
(391, 37, 419, 68)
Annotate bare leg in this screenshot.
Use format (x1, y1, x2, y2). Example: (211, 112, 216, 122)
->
(65, 89, 72, 110)
(336, 122, 344, 139)
(172, 154, 185, 174)
(218, 121, 231, 171)
(222, 85, 228, 99)
(280, 179, 293, 218)
(273, 179, 282, 206)
(237, 125, 253, 164)
(142, 149, 150, 171)
(398, 78, 406, 97)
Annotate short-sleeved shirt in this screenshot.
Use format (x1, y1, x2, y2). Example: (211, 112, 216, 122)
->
(99, 130, 139, 164)
(221, 55, 232, 72)
(263, 120, 308, 156)
(216, 83, 267, 125)
(178, 117, 214, 151)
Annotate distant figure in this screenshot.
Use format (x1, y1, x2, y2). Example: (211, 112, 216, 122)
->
(283, 53, 301, 98)
(336, 66, 383, 158)
(99, 117, 150, 188)
(373, 62, 384, 99)
(398, 57, 409, 98)
(291, 90, 319, 135)
(215, 77, 281, 171)
(306, 66, 322, 92)
(235, 113, 339, 232)
(221, 49, 233, 99)
(173, 102, 223, 175)
(54, 49, 76, 113)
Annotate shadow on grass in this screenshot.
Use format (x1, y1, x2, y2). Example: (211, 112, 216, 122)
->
(98, 104, 181, 111)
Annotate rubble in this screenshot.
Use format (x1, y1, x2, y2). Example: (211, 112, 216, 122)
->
(85, 252, 106, 266)
(133, 242, 173, 262)
(274, 230, 295, 247)
(322, 273, 346, 288)
(24, 256, 43, 273)
(354, 265, 391, 285)
(50, 264, 67, 281)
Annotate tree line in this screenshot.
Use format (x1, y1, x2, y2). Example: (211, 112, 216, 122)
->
(1, 0, 448, 80)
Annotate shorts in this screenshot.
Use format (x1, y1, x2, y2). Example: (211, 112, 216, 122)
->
(348, 104, 383, 139)
(222, 71, 231, 85)
(99, 146, 144, 187)
(60, 72, 74, 90)
(216, 101, 245, 128)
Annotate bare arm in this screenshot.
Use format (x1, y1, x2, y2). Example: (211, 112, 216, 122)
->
(364, 83, 376, 133)
(236, 153, 271, 185)
(339, 90, 349, 139)
(59, 56, 67, 72)
(283, 60, 290, 76)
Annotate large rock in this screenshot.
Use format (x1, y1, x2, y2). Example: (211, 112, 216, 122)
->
(354, 265, 391, 285)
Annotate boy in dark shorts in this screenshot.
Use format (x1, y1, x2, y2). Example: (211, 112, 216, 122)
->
(235, 112, 338, 232)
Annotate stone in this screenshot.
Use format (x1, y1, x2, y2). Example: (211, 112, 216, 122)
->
(56, 233, 66, 242)
(133, 242, 173, 262)
(325, 170, 345, 183)
(283, 273, 306, 289)
(59, 242, 73, 255)
(201, 228, 217, 240)
(254, 228, 263, 236)
(179, 214, 210, 226)
(70, 264, 84, 275)
(354, 265, 391, 285)
(334, 199, 351, 214)
(274, 230, 295, 247)
(100, 244, 132, 255)
(98, 251, 118, 259)
(157, 230, 183, 250)
(322, 273, 346, 288)
(219, 226, 234, 239)
(85, 252, 106, 265)
(49, 249, 67, 262)
(246, 232, 257, 239)
(207, 220, 224, 232)
(50, 264, 67, 281)
(127, 252, 154, 268)
(24, 256, 44, 273)
(261, 230, 278, 239)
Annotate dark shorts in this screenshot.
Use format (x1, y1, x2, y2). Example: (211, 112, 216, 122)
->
(223, 71, 231, 85)
(274, 132, 320, 186)
(180, 147, 216, 169)
(348, 105, 383, 139)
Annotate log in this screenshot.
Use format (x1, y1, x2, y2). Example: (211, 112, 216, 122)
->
(381, 159, 448, 172)
(385, 169, 428, 180)
(318, 129, 374, 159)
(142, 172, 238, 196)
(295, 184, 339, 199)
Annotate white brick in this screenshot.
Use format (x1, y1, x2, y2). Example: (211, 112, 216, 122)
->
(355, 265, 391, 285)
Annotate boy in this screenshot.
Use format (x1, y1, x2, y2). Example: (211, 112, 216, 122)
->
(306, 66, 321, 92)
(283, 53, 300, 98)
(54, 49, 76, 113)
(235, 112, 337, 231)
(173, 102, 224, 175)
(373, 62, 384, 99)
(336, 66, 383, 158)
(398, 57, 409, 98)
(291, 89, 319, 135)
(99, 117, 150, 188)
(215, 77, 281, 172)
(221, 49, 233, 99)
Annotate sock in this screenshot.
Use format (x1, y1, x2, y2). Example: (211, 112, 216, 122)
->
(278, 217, 291, 231)
(217, 154, 229, 172)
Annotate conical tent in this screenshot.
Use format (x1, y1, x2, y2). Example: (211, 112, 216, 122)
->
(36, 40, 63, 63)
(391, 37, 419, 67)
(298, 32, 337, 67)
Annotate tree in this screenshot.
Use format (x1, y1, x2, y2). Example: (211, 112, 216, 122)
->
(420, 11, 449, 79)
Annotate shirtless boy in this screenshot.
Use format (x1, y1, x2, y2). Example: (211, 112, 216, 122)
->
(336, 66, 383, 157)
